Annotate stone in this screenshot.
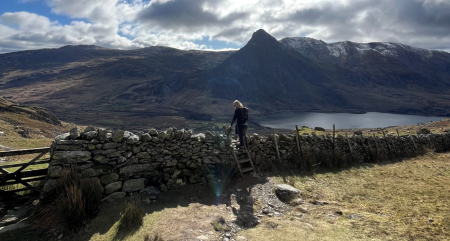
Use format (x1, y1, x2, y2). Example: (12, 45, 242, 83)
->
(69, 127, 81, 140)
(55, 132, 70, 141)
(97, 129, 109, 141)
(149, 128, 159, 137)
(112, 130, 125, 142)
(0, 222, 30, 235)
(104, 181, 123, 194)
(127, 134, 140, 144)
(84, 125, 96, 133)
(189, 175, 202, 183)
(119, 164, 154, 176)
(314, 127, 325, 132)
(136, 152, 151, 159)
(159, 184, 168, 192)
(93, 155, 109, 163)
(48, 165, 62, 178)
(85, 131, 98, 140)
(103, 142, 117, 149)
(353, 130, 363, 136)
(292, 198, 304, 205)
(42, 179, 59, 193)
(52, 151, 91, 163)
(141, 133, 152, 142)
(417, 128, 431, 135)
(102, 192, 126, 202)
(275, 184, 301, 203)
(100, 173, 120, 184)
(122, 178, 146, 192)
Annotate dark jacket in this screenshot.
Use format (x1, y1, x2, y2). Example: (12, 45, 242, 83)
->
(231, 107, 248, 126)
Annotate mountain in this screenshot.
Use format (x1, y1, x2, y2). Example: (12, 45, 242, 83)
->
(0, 29, 450, 131)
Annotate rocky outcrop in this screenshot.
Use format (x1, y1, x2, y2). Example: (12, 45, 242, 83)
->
(275, 184, 301, 203)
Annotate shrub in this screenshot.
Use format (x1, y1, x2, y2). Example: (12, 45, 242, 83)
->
(32, 166, 102, 234)
(119, 196, 145, 230)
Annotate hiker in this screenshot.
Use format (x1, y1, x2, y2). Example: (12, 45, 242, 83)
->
(229, 100, 248, 149)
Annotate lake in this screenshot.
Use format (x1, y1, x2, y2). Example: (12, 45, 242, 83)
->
(251, 112, 445, 130)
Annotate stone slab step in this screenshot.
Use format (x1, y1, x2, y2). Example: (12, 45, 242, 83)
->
(241, 167, 254, 173)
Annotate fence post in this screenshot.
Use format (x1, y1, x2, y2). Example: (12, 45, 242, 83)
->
(373, 133, 379, 161)
(333, 124, 336, 164)
(345, 133, 354, 162)
(273, 128, 281, 162)
(295, 125, 302, 161)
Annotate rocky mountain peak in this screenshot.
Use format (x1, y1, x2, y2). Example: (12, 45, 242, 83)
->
(246, 29, 280, 47)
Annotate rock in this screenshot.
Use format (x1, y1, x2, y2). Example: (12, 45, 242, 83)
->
(275, 184, 301, 203)
(57, 233, 63, 239)
(104, 181, 123, 194)
(102, 142, 117, 149)
(159, 184, 168, 192)
(314, 127, 325, 132)
(52, 151, 91, 163)
(127, 134, 140, 144)
(85, 131, 98, 140)
(122, 178, 146, 192)
(299, 207, 308, 213)
(97, 129, 108, 141)
(102, 192, 126, 202)
(83, 125, 96, 133)
(82, 177, 104, 195)
(291, 198, 303, 205)
(141, 133, 152, 142)
(149, 129, 158, 137)
(353, 130, 363, 136)
(196, 235, 208, 240)
(417, 128, 431, 135)
(69, 127, 81, 140)
(347, 214, 362, 219)
(111, 130, 125, 142)
(100, 173, 119, 184)
(55, 132, 70, 141)
(48, 165, 62, 178)
(189, 175, 202, 183)
(120, 164, 154, 176)
(136, 152, 151, 159)
(42, 179, 59, 193)
(0, 222, 30, 235)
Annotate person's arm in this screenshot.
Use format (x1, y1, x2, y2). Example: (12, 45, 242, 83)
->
(230, 109, 237, 126)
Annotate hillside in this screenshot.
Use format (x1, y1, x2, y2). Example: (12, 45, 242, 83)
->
(0, 29, 450, 131)
(0, 97, 73, 155)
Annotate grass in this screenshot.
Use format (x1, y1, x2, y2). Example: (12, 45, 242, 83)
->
(119, 197, 145, 231)
(244, 152, 450, 241)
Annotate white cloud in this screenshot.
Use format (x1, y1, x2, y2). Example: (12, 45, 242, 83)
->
(0, 0, 449, 53)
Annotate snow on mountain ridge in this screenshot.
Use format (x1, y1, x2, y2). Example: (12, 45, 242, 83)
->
(280, 37, 434, 58)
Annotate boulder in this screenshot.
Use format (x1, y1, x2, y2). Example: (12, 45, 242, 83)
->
(84, 125, 96, 133)
(104, 181, 123, 194)
(85, 131, 98, 140)
(55, 133, 70, 141)
(141, 133, 152, 142)
(127, 134, 140, 144)
(275, 184, 301, 203)
(122, 178, 146, 192)
(48, 165, 62, 178)
(149, 129, 159, 137)
(100, 173, 120, 184)
(69, 127, 81, 140)
(52, 151, 91, 163)
(314, 127, 326, 132)
(417, 128, 431, 135)
(97, 129, 109, 141)
(111, 130, 125, 142)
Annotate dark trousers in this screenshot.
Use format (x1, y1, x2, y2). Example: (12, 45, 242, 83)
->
(237, 125, 248, 147)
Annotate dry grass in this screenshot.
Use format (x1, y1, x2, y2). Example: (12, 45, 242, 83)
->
(33, 166, 102, 234)
(119, 197, 146, 230)
(241, 152, 450, 241)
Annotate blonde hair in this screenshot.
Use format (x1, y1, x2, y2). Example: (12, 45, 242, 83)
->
(233, 100, 244, 108)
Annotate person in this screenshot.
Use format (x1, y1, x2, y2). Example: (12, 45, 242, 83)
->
(229, 100, 248, 149)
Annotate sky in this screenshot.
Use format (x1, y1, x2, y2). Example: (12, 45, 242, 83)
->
(0, 0, 450, 53)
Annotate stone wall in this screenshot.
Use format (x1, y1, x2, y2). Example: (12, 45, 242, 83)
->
(44, 126, 234, 201)
(43, 125, 450, 200)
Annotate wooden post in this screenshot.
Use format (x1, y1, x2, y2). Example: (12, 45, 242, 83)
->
(345, 133, 354, 162)
(273, 128, 281, 162)
(373, 133, 379, 161)
(382, 131, 393, 156)
(396, 129, 400, 137)
(295, 125, 302, 160)
(409, 135, 417, 149)
(333, 124, 336, 164)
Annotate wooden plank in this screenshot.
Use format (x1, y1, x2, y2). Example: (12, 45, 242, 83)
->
(14, 150, 49, 174)
(0, 168, 48, 180)
(273, 128, 281, 162)
(0, 147, 50, 157)
(345, 133, 355, 162)
(0, 176, 46, 187)
(0, 186, 43, 194)
(295, 125, 302, 161)
(0, 159, 50, 169)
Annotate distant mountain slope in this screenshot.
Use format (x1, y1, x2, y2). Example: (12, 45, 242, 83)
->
(280, 37, 450, 89)
(0, 29, 450, 131)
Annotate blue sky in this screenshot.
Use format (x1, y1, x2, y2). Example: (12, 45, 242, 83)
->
(0, 0, 449, 53)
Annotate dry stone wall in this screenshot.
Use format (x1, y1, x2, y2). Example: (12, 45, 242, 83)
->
(44, 126, 234, 201)
(44, 125, 450, 200)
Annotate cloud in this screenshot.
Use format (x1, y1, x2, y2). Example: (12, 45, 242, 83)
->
(0, 0, 449, 53)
